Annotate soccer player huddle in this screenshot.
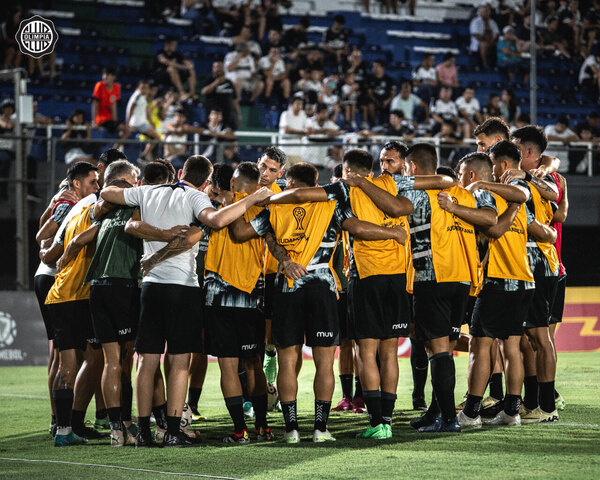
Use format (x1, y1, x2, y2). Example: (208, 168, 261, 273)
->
(33, 116, 568, 447)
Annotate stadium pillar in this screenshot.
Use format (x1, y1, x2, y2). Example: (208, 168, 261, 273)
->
(14, 69, 29, 290)
(529, 2, 537, 124)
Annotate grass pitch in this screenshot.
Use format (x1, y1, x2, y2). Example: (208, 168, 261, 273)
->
(1, 352, 599, 479)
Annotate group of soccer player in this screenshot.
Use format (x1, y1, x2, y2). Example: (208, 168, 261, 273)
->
(33, 115, 568, 447)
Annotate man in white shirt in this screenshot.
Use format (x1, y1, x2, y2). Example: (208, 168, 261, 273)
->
(412, 53, 438, 103)
(279, 96, 309, 165)
(258, 47, 290, 102)
(303, 103, 342, 168)
(544, 115, 580, 172)
(455, 86, 483, 137)
(469, 4, 500, 68)
(390, 80, 429, 123)
(101, 155, 273, 447)
(431, 87, 459, 133)
(126, 80, 160, 161)
(224, 42, 264, 104)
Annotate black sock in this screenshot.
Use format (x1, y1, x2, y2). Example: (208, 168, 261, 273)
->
(430, 352, 455, 424)
(188, 387, 202, 409)
(381, 391, 397, 426)
(410, 338, 428, 399)
(523, 375, 539, 410)
(51, 414, 56, 426)
(95, 408, 107, 420)
(426, 390, 440, 418)
(107, 406, 121, 430)
(539, 381, 556, 413)
(251, 394, 268, 430)
(152, 403, 168, 430)
(138, 416, 151, 435)
(265, 348, 276, 357)
(52, 389, 73, 428)
(554, 388, 560, 399)
(489, 373, 504, 400)
(166, 415, 181, 436)
(71, 409, 86, 431)
(314, 399, 332, 432)
(238, 365, 250, 401)
(120, 380, 133, 422)
(354, 376, 363, 399)
(340, 374, 353, 399)
(225, 396, 247, 434)
(463, 394, 482, 418)
(281, 400, 299, 432)
(504, 394, 521, 416)
(363, 390, 383, 427)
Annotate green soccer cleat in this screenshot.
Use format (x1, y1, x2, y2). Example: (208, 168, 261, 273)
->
(263, 352, 278, 385)
(356, 424, 388, 440)
(54, 431, 88, 447)
(283, 429, 300, 444)
(313, 429, 336, 443)
(384, 424, 392, 438)
(94, 417, 110, 430)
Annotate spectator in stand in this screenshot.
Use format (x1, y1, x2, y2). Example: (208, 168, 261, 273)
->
(575, 111, 600, 138)
(366, 60, 396, 128)
(325, 144, 344, 170)
(500, 88, 520, 125)
(483, 92, 502, 118)
(469, 3, 500, 68)
(412, 53, 438, 103)
(61, 109, 94, 165)
(436, 52, 459, 89)
(255, 0, 283, 41)
(391, 79, 429, 124)
(377, 109, 416, 140)
(222, 143, 241, 167)
(279, 95, 309, 165)
(339, 47, 370, 128)
(304, 103, 343, 168)
(263, 28, 283, 53)
(319, 76, 341, 122)
(322, 14, 350, 64)
(538, 16, 572, 59)
(201, 61, 238, 130)
(497, 25, 529, 83)
(544, 114, 580, 171)
(180, 0, 219, 35)
(224, 42, 264, 107)
(430, 86, 459, 135)
(126, 79, 161, 162)
(281, 16, 310, 52)
(0, 99, 16, 200)
(296, 68, 324, 106)
(455, 86, 483, 138)
(195, 107, 236, 162)
(341, 72, 360, 130)
(582, 0, 600, 57)
(91, 67, 130, 144)
(296, 48, 325, 81)
(258, 46, 290, 102)
(557, 0, 582, 55)
(435, 119, 463, 166)
(1, 6, 22, 70)
(163, 108, 190, 170)
(153, 36, 197, 100)
(215, 1, 246, 37)
(578, 48, 600, 100)
(512, 112, 531, 131)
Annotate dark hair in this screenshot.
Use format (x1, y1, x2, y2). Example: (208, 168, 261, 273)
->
(589, 111, 600, 119)
(103, 66, 117, 76)
(98, 148, 127, 167)
(287, 162, 318, 187)
(142, 161, 172, 185)
(503, 89, 518, 123)
(164, 35, 178, 43)
(67, 161, 98, 188)
(210, 106, 223, 114)
(212, 163, 234, 190)
(181, 155, 214, 187)
(373, 59, 386, 68)
(104, 160, 140, 185)
(68, 109, 85, 123)
(343, 149, 373, 173)
(557, 115, 570, 126)
(261, 146, 287, 166)
(456, 152, 493, 180)
(488, 140, 522, 166)
(473, 117, 510, 140)
(406, 143, 438, 173)
(234, 161, 260, 184)
(390, 109, 406, 118)
(316, 103, 329, 114)
(333, 14, 346, 24)
(299, 16, 310, 28)
(517, 113, 531, 124)
(332, 163, 343, 178)
(382, 141, 409, 158)
(511, 125, 548, 154)
(443, 52, 455, 61)
(436, 166, 458, 179)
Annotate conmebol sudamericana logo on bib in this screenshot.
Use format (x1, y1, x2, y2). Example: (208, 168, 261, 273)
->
(15, 15, 59, 59)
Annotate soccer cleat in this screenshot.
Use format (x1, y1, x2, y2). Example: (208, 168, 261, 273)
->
(110, 429, 126, 447)
(135, 430, 158, 448)
(384, 424, 392, 438)
(313, 429, 336, 443)
(519, 404, 532, 416)
(283, 429, 300, 444)
(256, 426, 275, 442)
(154, 426, 166, 443)
(190, 405, 207, 422)
(263, 352, 278, 384)
(356, 424, 388, 439)
(54, 431, 88, 447)
(412, 396, 427, 411)
(555, 392, 566, 411)
(94, 417, 110, 430)
(351, 397, 366, 414)
(410, 412, 436, 430)
(50, 423, 57, 437)
(243, 401, 255, 419)
(484, 410, 521, 426)
(223, 430, 250, 445)
(521, 407, 559, 424)
(332, 396, 353, 412)
(418, 415, 461, 433)
(481, 399, 504, 418)
(163, 431, 194, 447)
(457, 410, 482, 429)
(72, 425, 106, 440)
(482, 396, 502, 409)
(126, 423, 138, 437)
(455, 392, 468, 412)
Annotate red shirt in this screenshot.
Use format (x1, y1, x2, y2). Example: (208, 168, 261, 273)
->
(92, 81, 121, 124)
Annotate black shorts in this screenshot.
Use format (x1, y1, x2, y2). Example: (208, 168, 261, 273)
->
(471, 285, 534, 339)
(89, 281, 140, 344)
(47, 300, 101, 352)
(263, 273, 276, 319)
(464, 295, 476, 326)
(154, 68, 190, 87)
(205, 306, 264, 358)
(413, 282, 470, 342)
(34, 274, 56, 341)
(550, 274, 567, 324)
(99, 120, 121, 135)
(348, 274, 410, 339)
(526, 274, 559, 329)
(272, 284, 339, 348)
(338, 291, 352, 340)
(136, 283, 202, 355)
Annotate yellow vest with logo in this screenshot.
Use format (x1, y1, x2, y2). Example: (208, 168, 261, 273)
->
(264, 182, 283, 275)
(349, 175, 408, 278)
(205, 192, 265, 294)
(486, 192, 534, 282)
(269, 201, 337, 287)
(527, 181, 560, 273)
(426, 186, 480, 287)
(45, 206, 95, 304)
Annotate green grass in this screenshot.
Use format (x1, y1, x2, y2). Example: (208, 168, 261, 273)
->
(1, 352, 599, 479)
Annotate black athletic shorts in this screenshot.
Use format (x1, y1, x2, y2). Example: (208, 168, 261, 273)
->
(471, 285, 534, 339)
(136, 283, 202, 355)
(338, 291, 352, 340)
(272, 283, 339, 348)
(348, 274, 410, 339)
(464, 295, 476, 326)
(550, 274, 567, 324)
(205, 306, 264, 358)
(89, 281, 140, 344)
(34, 274, 56, 341)
(413, 281, 470, 342)
(263, 273, 276, 319)
(98, 120, 120, 135)
(526, 274, 559, 329)
(47, 300, 101, 351)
